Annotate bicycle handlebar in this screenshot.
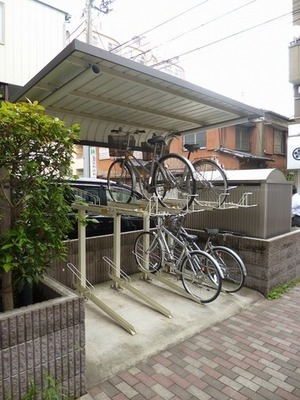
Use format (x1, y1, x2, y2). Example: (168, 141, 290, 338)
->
(110, 128, 145, 135)
(110, 128, 180, 139)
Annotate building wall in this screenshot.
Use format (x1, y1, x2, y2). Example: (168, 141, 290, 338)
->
(0, 0, 67, 86)
(73, 118, 287, 179)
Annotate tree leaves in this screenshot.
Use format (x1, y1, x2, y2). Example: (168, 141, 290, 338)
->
(0, 101, 80, 302)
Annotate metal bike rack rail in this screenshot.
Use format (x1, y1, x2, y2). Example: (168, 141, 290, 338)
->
(71, 193, 256, 333)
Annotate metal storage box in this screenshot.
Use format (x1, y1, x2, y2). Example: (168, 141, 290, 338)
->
(186, 168, 291, 239)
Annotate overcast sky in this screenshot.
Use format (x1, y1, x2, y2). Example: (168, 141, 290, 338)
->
(53, 0, 294, 118)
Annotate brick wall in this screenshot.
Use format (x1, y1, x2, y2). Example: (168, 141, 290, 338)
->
(0, 276, 85, 399)
(50, 229, 300, 298)
(50, 231, 141, 288)
(194, 228, 300, 296)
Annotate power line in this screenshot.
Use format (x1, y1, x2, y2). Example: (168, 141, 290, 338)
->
(150, 9, 292, 68)
(109, 0, 210, 53)
(126, 0, 258, 61)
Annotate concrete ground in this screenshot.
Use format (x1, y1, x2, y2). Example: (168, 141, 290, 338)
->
(82, 272, 262, 390)
(79, 284, 300, 400)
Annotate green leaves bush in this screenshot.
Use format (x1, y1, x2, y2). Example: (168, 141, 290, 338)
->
(0, 100, 80, 309)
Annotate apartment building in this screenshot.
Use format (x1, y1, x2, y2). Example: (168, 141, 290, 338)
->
(0, 0, 69, 97)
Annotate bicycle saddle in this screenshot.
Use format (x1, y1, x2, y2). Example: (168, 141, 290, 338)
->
(147, 136, 165, 145)
(204, 228, 219, 236)
(180, 232, 198, 242)
(184, 143, 201, 152)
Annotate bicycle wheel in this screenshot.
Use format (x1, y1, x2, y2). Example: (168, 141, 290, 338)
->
(133, 231, 163, 273)
(107, 159, 135, 203)
(193, 159, 228, 207)
(153, 153, 196, 210)
(137, 166, 152, 200)
(208, 246, 246, 293)
(180, 250, 222, 303)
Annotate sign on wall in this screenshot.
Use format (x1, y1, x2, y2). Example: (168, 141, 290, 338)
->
(288, 123, 300, 170)
(90, 147, 97, 178)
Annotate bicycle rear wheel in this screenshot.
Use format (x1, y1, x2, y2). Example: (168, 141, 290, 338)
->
(193, 159, 228, 207)
(153, 153, 196, 211)
(181, 250, 222, 303)
(133, 231, 163, 273)
(208, 246, 246, 293)
(107, 159, 134, 203)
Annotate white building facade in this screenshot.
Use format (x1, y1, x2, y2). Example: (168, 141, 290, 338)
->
(0, 0, 68, 87)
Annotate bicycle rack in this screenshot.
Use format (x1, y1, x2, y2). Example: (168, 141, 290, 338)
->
(103, 256, 172, 319)
(70, 190, 256, 333)
(67, 262, 137, 335)
(133, 252, 202, 304)
(191, 192, 256, 211)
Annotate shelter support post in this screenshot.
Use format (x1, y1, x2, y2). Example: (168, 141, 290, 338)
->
(78, 208, 86, 288)
(111, 212, 121, 289)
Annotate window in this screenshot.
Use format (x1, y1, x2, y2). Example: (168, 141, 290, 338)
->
(235, 126, 250, 151)
(183, 132, 206, 148)
(0, 2, 4, 44)
(99, 147, 110, 160)
(274, 130, 286, 155)
(75, 145, 83, 159)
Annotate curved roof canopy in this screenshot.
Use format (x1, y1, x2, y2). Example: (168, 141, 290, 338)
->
(13, 39, 264, 147)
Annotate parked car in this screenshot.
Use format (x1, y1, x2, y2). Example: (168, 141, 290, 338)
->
(66, 178, 146, 239)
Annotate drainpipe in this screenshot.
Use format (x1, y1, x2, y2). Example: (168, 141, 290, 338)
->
(255, 119, 264, 157)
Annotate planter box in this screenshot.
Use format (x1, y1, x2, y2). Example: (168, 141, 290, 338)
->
(0, 276, 85, 399)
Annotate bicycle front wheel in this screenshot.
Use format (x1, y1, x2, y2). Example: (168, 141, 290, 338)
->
(153, 153, 196, 210)
(193, 159, 228, 207)
(107, 159, 134, 203)
(181, 250, 222, 303)
(208, 246, 246, 293)
(133, 231, 163, 273)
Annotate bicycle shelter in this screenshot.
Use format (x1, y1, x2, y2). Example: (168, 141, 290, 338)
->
(11, 38, 265, 334)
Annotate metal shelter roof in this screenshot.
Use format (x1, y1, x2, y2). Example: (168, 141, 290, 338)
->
(218, 147, 274, 162)
(13, 39, 264, 148)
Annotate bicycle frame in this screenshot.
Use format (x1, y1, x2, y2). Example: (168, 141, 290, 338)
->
(151, 217, 224, 279)
(111, 132, 196, 204)
(113, 133, 169, 194)
(153, 221, 192, 272)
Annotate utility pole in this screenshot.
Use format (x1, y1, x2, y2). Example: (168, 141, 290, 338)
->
(82, 0, 115, 178)
(86, 0, 93, 45)
(83, 0, 92, 178)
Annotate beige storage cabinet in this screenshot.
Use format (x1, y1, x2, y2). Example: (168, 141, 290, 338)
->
(186, 168, 291, 239)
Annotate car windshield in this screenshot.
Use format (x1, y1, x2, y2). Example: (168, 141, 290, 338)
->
(70, 183, 140, 206)
(106, 186, 138, 204)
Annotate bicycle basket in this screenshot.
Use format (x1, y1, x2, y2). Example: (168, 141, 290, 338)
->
(108, 135, 136, 157)
(164, 214, 185, 233)
(141, 141, 168, 161)
(141, 142, 153, 161)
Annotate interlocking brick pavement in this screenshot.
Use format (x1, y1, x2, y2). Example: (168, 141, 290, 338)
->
(79, 286, 300, 399)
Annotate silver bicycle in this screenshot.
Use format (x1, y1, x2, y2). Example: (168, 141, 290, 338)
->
(133, 213, 223, 303)
(165, 214, 247, 293)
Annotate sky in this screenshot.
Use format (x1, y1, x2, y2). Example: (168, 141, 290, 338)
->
(51, 0, 294, 118)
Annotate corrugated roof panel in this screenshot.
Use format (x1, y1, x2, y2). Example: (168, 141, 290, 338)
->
(12, 39, 264, 146)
